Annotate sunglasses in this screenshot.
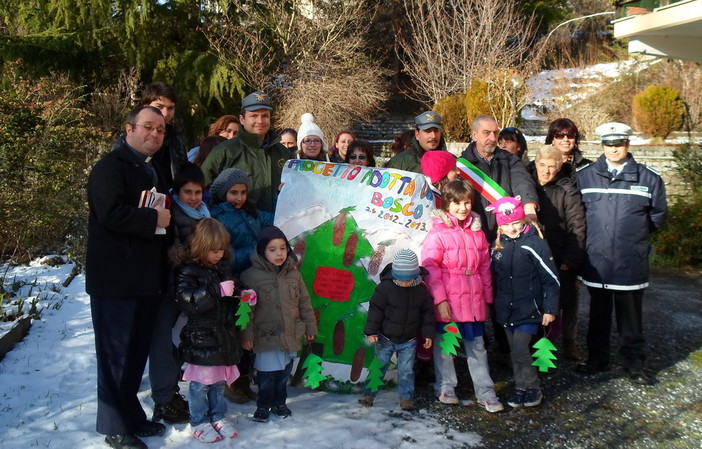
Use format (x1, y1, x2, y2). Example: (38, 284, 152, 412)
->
(349, 154, 367, 160)
(554, 132, 576, 139)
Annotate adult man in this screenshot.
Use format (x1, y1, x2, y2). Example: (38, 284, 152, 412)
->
(201, 91, 290, 212)
(576, 122, 666, 385)
(86, 106, 171, 449)
(386, 111, 448, 173)
(460, 115, 538, 243)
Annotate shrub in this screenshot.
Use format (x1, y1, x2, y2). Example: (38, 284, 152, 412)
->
(632, 85, 685, 139)
(651, 144, 702, 267)
(0, 61, 112, 262)
(434, 92, 470, 141)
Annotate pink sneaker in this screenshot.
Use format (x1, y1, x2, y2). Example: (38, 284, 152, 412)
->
(191, 423, 223, 443)
(438, 393, 459, 404)
(213, 419, 238, 439)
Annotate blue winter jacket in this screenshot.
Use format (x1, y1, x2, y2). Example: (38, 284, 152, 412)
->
(491, 225, 560, 328)
(576, 154, 666, 290)
(210, 202, 274, 277)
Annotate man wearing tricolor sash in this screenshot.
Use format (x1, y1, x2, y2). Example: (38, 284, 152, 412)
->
(575, 122, 666, 386)
(459, 116, 538, 243)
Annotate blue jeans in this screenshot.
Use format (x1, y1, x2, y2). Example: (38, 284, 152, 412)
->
(256, 361, 294, 410)
(363, 336, 416, 400)
(189, 381, 226, 426)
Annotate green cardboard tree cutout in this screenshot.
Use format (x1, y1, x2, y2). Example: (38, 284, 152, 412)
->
(365, 357, 385, 393)
(531, 337, 558, 372)
(440, 322, 462, 356)
(302, 353, 327, 389)
(234, 290, 256, 330)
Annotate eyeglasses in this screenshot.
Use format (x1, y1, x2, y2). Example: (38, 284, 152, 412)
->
(349, 154, 367, 160)
(302, 138, 322, 145)
(132, 123, 166, 135)
(554, 132, 576, 139)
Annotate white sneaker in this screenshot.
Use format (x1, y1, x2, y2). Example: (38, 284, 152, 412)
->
(213, 419, 238, 438)
(482, 399, 505, 413)
(438, 393, 460, 404)
(191, 423, 223, 443)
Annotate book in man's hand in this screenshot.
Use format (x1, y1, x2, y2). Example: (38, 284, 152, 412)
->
(139, 187, 167, 235)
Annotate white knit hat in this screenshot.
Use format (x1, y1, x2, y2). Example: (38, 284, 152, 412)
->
(297, 113, 328, 152)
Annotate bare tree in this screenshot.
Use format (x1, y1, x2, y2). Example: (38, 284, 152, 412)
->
(398, 0, 542, 126)
(202, 0, 387, 136)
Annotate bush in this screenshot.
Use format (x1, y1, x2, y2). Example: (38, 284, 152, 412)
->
(0, 61, 112, 262)
(651, 143, 702, 267)
(434, 92, 470, 141)
(651, 191, 702, 267)
(632, 85, 685, 139)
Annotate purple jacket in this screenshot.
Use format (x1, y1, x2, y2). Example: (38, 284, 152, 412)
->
(421, 211, 493, 323)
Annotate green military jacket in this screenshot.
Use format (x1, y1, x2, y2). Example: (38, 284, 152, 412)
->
(385, 136, 448, 174)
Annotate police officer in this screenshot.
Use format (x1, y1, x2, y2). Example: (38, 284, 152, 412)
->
(576, 122, 667, 385)
(386, 111, 448, 173)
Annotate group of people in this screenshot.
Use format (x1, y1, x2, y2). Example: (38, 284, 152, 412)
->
(85, 83, 667, 449)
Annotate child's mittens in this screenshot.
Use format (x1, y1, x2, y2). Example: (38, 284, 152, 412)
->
(240, 289, 257, 306)
(220, 280, 235, 297)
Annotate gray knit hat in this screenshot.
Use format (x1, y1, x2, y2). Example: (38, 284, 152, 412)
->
(210, 168, 251, 203)
(391, 248, 421, 281)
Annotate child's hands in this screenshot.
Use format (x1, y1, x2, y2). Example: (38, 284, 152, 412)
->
(423, 338, 433, 349)
(542, 313, 556, 326)
(305, 334, 316, 343)
(242, 340, 253, 351)
(437, 301, 452, 321)
(240, 289, 257, 305)
(366, 335, 378, 344)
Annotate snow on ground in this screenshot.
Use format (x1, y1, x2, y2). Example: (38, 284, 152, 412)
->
(522, 57, 660, 121)
(0, 261, 481, 448)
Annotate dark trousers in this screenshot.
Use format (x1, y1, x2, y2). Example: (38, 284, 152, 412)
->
(586, 288, 646, 370)
(550, 269, 580, 342)
(91, 295, 160, 435)
(256, 361, 293, 410)
(148, 297, 182, 404)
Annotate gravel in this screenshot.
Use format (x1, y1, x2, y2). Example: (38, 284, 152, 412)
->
(412, 268, 702, 448)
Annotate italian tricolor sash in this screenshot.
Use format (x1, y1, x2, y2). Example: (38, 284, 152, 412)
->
(456, 157, 507, 204)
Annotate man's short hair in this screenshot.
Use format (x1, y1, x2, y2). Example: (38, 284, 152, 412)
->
(471, 115, 497, 131)
(140, 82, 178, 106)
(126, 105, 162, 126)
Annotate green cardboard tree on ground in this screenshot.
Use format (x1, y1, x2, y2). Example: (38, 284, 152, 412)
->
(365, 357, 385, 393)
(292, 208, 377, 379)
(302, 353, 328, 389)
(440, 322, 462, 356)
(531, 337, 558, 372)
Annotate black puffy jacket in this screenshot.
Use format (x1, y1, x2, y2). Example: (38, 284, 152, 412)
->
(491, 226, 560, 328)
(527, 162, 586, 270)
(364, 264, 436, 344)
(175, 261, 242, 366)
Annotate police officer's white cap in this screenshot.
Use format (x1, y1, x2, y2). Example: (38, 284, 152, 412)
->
(595, 122, 633, 146)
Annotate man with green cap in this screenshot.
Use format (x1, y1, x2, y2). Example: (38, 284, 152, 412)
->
(386, 111, 449, 173)
(201, 91, 290, 212)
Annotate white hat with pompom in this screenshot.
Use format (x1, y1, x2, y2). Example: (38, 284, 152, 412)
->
(297, 113, 327, 151)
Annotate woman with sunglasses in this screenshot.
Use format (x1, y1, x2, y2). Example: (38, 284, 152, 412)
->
(345, 140, 376, 167)
(498, 127, 529, 161)
(296, 113, 330, 162)
(544, 118, 591, 177)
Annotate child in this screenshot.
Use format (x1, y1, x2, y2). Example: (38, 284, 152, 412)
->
(240, 226, 318, 422)
(358, 249, 435, 411)
(421, 179, 504, 413)
(487, 196, 560, 408)
(175, 218, 243, 443)
(209, 168, 274, 278)
(171, 163, 211, 244)
(420, 151, 459, 208)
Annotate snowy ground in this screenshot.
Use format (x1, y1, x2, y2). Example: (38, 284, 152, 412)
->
(0, 260, 481, 449)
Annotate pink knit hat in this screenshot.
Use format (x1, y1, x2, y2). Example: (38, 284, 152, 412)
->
(486, 196, 526, 227)
(420, 151, 456, 184)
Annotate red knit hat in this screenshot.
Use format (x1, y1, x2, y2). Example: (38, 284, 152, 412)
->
(420, 151, 456, 184)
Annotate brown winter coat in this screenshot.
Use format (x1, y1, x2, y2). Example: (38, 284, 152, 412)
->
(240, 252, 317, 353)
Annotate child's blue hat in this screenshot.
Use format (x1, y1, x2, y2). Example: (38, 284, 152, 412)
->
(392, 249, 420, 281)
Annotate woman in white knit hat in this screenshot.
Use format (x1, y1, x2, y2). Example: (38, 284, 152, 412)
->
(296, 113, 329, 162)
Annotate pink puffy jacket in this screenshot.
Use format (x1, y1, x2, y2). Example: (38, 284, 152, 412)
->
(421, 210, 493, 323)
